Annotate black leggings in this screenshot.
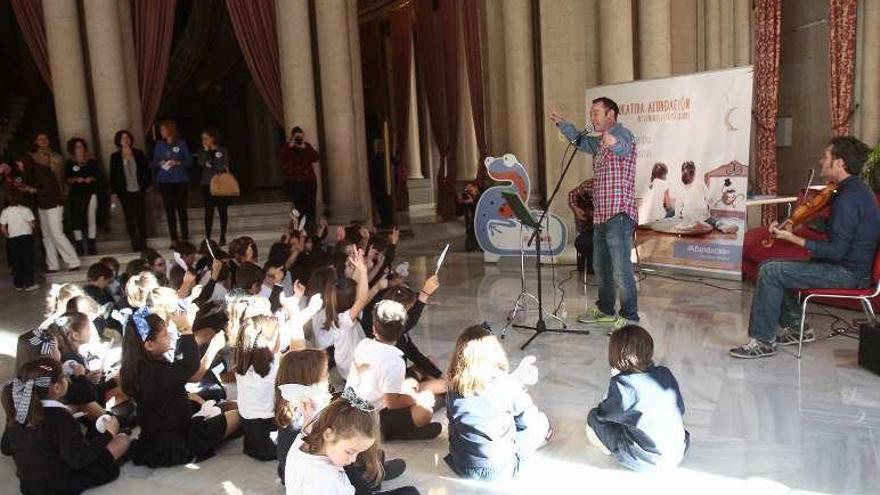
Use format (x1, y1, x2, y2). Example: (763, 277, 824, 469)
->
(202, 185, 230, 241)
(159, 182, 189, 241)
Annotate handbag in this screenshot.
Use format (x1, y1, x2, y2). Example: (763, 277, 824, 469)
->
(209, 171, 240, 197)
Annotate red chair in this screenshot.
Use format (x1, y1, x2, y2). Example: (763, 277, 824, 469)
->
(795, 249, 880, 358)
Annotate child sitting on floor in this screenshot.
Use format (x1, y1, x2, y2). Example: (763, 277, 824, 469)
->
(234, 314, 283, 460)
(347, 300, 445, 441)
(445, 324, 551, 481)
(586, 325, 689, 471)
(275, 349, 332, 482)
(284, 388, 420, 495)
(121, 308, 240, 467)
(1, 358, 130, 494)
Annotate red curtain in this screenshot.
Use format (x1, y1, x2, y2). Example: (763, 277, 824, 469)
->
(225, 0, 284, 126)
(462, 0, 488, 187)
(390, 4, 413, 209)
(132, 0, 176, 130)
(163, 0, 226, 103)
(10, 0, 51, 88)
(415, 0, 460, 219)
(828, 0, 857, 136)
(754, 0, 782, 224)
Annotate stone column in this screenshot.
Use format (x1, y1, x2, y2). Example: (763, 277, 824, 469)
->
(83, 0, 132, 168)
(638, 0, 672, 78)
(407, 44, 423, 179)
(860, 0, 880, 144)
(458, 16, 479, 183)
(276, 0, 323, 210)
(670, 0, 698, 74)
(485, 0, 509, 154)
(704, 0, 722, 69)
(347, 0, 372, 222)
(540, 0, 599, 257)
(43, 0, 93, 151)
(719, 0, 734, 67)
(117, 0, 145, 147)
(503, 0, 539, 201)
(733, 0, 751, 66)
(314, 0, 366, 222)
(598, 0, 634, 83)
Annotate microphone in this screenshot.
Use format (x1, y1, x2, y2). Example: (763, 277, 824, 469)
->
(571, 123, 594, 144)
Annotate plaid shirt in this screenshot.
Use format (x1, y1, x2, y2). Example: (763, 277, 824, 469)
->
(558, 122, 638, 225)
(568, 179, 594, 228)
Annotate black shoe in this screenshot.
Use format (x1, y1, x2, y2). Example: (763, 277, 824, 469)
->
(407, 422, 442, 440)
(383, 458, 406, 481)
(87, 238, 97, 255)
(74, 240, 85, 256)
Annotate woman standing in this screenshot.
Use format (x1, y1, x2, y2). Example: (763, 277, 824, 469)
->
(15, 154, 80, 271)
(151, 119, 192, 244)
(110, 130, 151, 251)
(65, 138, 99, 255)
(197, 128, 231, 245)
(29, 132, 65, 195)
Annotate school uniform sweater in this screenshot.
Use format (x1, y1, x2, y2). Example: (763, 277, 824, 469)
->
(1, 402, 118, 493)
(133, 334, 200, 435)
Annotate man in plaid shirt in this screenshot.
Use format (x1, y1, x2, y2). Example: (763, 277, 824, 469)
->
(551, 97, 639, 328)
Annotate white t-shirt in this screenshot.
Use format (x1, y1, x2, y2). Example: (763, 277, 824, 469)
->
(345, 338, 406, 409)
(0, 205, 34, 238)
(333, 312, 365, 378)
(676, 181, 710, 221)
(310, 312, 335, 349)
(285, 433, 354, 495)
(642, 178, 671, 223)
(235, 360, 279, 419)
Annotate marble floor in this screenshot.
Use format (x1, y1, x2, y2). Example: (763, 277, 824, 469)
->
(1, 232, 879, 494)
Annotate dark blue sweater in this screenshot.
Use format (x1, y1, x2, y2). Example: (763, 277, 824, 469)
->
(446, 374, 546, 470)
(587, 365, 688, 471)
(804, 175, 880, 280)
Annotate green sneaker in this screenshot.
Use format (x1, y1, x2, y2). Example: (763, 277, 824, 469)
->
(577, 307, 617, 324)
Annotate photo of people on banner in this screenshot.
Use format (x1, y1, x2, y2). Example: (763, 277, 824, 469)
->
(582, 67, 754, 277)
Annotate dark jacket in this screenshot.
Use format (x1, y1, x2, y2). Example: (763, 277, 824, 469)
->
(1, 405, 118, 492)
(804, 175, 880, 280)
(587, 365, 689, 471)
(23, 163, 63, 209)
(446, 374, 546, 471)
(109, 149, 151, 195)
(196, 147, 231, 186)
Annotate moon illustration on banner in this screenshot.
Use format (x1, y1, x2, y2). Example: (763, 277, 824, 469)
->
(724, 107, 739, 131)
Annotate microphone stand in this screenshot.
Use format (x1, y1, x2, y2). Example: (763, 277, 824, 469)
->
(515, 126, 592, 350)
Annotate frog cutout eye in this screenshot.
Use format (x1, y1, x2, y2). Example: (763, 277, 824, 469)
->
(502, 154, 517, 167)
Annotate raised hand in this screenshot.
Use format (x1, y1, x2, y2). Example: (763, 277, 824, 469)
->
(293, 279, 306, 298)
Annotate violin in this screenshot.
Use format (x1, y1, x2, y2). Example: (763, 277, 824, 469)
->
(762, 180, 837, 247)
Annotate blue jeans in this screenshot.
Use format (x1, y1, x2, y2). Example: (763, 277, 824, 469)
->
(445, 453, 519, 481)
(593, 213, 639, 321)
(749, 260, 868, 344)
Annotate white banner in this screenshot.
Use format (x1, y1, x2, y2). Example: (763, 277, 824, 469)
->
(585, 67, 754, 277)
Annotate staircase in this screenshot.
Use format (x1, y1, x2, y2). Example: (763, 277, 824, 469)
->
(43, 198, 466, 286)
(45, 200, 293, 284)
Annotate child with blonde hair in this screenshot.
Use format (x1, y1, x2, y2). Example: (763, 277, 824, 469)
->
(445, 325, 551, 480)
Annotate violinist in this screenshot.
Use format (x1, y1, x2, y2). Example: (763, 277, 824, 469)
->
(731, 136, 880, 359)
